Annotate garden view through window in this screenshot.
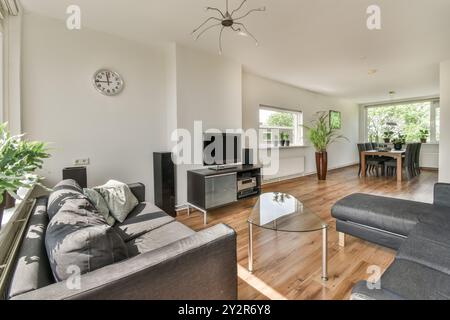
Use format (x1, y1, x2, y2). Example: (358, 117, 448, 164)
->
(259, 106, 303, 148)
(366, 99, 440, 144)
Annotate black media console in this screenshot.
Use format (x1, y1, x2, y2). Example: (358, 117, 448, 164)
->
(187, 165, 262, 224)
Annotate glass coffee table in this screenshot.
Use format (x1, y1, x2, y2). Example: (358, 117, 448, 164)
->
(248, 192, 329, 281)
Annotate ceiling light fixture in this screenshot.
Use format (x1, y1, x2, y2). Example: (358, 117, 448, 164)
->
(192, 0, 266, 55)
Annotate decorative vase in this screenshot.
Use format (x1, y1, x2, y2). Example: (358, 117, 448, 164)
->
(420, 138, 427, 143)
(280, 140, 286, 147)
(384, 138, 391, 143)
(315, 152, 328, 181)
(394, 143, 403, 151)
(286, 140, 290, 147)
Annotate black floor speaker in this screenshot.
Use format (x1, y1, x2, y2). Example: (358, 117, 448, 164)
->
(63, 166, 87, 188)
(243, 148, 255, 165)
(153, 152, 176, 217)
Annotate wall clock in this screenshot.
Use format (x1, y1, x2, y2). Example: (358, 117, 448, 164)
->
(93, 69, 124, 96)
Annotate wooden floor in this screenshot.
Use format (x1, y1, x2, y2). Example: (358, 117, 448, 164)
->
(177, 165, 438, 300)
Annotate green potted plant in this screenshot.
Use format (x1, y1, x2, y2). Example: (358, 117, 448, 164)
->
(0, 123, 50, 229)
(391, 135, 406, 151)
(302, 112, 349, 180)
(419, 129, 429, 143)
(383, 130, 394, 143)
(280, 132, 290, 147)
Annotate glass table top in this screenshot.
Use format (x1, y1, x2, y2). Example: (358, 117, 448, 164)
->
(248, 192, 327, 232)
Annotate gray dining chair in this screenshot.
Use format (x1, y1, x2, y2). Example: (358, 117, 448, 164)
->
(385, 144, 415, 179)
(358, 143, 386, 177)
(414, 143, 422, 175)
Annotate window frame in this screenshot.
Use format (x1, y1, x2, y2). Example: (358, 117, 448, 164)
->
(364, 98, 440, 144)
(258, 105, 303, 148)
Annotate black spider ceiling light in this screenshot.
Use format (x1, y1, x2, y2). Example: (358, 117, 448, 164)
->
(192, 0, 266, 54)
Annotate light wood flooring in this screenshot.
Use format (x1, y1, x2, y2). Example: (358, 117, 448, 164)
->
(177, 165, 438, 300)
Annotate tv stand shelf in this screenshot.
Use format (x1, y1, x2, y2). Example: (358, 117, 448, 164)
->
(187, 165, 262, 225)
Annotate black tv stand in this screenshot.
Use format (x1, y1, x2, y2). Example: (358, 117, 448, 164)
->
(209, 165, 239, 171)
(187, 165, 262, 224)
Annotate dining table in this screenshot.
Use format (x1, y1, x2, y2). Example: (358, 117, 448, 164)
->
(361, 149, 406, 182)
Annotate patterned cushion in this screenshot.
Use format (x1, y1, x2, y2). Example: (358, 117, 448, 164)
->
(94, 180, 139, 223)
(47, 180, 84, 221)
(45, 197, 128, 281)
(84, 188, 116, 226)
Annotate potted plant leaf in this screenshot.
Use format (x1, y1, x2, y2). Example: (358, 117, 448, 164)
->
(280, 132, 290, 147)
(280, 132, 286, 147)
(0, 123, 50, 229)
(419, 129, 429, 143)
(392, 136, 405, 151)
(302, 112, 349, 180)
(383, 130, 394, 143)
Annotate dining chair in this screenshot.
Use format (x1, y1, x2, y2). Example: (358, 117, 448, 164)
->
(358, 143, 386, 177)
(414, 143, 422, 175)
(357, 143, 366, 176)
(385, 144, 415, 179)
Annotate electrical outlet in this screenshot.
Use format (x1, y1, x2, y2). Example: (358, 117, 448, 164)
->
(74, 158, 90, 166)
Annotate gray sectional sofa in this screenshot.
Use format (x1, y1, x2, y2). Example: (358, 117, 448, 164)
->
(332, 183, 450, 300)
(5, 180, 237, 300)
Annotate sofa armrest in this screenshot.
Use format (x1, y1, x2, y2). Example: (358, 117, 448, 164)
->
(128, 183, 145, 202)
(11, 224, 237, 300)
(434, 183, 450, 208)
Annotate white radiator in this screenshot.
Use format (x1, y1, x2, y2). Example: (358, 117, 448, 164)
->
(263, 156, 305, 183)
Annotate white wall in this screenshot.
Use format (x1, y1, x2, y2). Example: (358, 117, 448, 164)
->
(242, 73, 359, 176)
(439, 60, 450, 182)
(21, 13, 169, 201)
(174, 45, 243, 205)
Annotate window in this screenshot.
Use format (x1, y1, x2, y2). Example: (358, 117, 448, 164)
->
(365, 99, 440, 143)
(259, 106, 303, 147)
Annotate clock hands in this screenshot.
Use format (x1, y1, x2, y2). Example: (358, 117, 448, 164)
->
(106, 72, 111, 86)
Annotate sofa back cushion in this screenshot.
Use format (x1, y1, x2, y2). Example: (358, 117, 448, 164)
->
(8, 197, 55, 299)
(47, 179, 84, 220)
(45, 197, 128, 281)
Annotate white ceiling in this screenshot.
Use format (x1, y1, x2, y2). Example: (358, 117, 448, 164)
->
(20, 0, 450, 103)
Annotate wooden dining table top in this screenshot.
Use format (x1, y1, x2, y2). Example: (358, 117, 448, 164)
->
(362, 149, 405, 157)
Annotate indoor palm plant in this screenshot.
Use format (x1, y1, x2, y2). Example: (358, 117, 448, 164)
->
(303, 112, 348, 180)
(1, 123, 50, 228)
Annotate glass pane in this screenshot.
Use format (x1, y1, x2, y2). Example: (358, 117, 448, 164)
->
(259, 109, 295, 129)
(367, 101, 431, 143)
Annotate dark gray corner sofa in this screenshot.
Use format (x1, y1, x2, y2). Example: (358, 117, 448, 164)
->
(6, 180, 237, 300)
(332, 183, 450, 300)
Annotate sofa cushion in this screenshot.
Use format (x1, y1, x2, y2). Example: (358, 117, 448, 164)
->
(94, 180, 139, 223)
(47, 179, 84, 220)
(83, 188, 116, 226)
(418, 205, 450, 228)
(397, 223, 450, 275)
(45, 197, 128, 281)
(126, 221, 195, 256)
(8, 197, 54, 299)
(381, 259, 450, 300)
(115, 202, 175, 242)
(331, 193, 434, 236)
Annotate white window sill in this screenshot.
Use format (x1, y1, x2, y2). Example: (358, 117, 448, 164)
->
(259, 145, 310, 150)
(1, 187, 32, 228)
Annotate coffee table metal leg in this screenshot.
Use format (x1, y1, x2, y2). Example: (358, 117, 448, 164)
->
(248, 222, 253, 273)
(322, 227, 328, 281)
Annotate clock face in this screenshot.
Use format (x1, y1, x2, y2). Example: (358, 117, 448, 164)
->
(93, 69, 124, 96)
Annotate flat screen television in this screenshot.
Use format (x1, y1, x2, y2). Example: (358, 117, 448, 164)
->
(203, 133, 241, 168)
